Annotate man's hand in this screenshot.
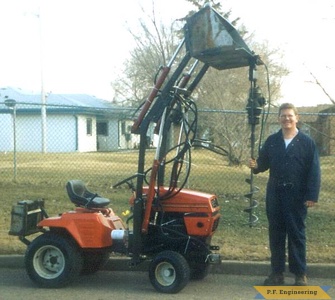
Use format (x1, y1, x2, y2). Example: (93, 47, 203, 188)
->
(248, 158, 258, 169)
(305, 201, 316, 208)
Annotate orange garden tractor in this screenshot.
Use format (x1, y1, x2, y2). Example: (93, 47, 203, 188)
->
(9, 6, 263, 294)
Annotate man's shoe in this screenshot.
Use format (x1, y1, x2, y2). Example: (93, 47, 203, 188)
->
(263, 273, 284, 286)
(295, 275, 307, 286)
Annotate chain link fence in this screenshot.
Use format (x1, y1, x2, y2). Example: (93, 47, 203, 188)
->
(0, 102, 334, 203)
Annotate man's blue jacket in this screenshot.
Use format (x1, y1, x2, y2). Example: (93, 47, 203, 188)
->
(253, 129, 321, 203)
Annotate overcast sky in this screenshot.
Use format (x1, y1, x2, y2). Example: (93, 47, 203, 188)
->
(0, 0, 334, 107)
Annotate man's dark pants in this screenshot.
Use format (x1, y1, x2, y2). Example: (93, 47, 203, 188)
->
(266, 185, 308, 276)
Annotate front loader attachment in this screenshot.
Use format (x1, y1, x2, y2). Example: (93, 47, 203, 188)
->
(129, 4, 262, 264)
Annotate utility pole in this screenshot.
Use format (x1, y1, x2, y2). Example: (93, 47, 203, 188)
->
(38, 5, 47, 153)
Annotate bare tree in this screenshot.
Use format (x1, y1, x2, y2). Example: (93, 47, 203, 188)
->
(111, 3, 182, 106)
(195, 39, 289, 165)
(307, 71, 335, 105)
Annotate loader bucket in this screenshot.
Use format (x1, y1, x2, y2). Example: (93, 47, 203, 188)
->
(185, 5, 256, 70)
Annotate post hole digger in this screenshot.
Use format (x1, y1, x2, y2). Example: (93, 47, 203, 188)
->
(244, 58, 267, 227)
(9, 6, 263, 294)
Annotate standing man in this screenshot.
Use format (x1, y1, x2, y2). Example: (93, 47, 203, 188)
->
(249, 103, 321, 286)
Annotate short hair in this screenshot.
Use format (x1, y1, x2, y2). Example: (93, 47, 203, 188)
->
(278, 103, 298, 116)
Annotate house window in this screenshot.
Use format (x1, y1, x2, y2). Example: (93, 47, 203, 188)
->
(97, 121, 108, 136)
(121, 121, 126, 135)
(86, 118, 92, 135)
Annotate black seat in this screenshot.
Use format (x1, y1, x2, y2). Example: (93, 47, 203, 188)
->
(66, 180, 110, 208)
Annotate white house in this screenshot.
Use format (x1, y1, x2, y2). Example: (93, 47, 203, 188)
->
(0, 87, 137, 153)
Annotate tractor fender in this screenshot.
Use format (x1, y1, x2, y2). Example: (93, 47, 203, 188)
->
(38, 210, 125, 248)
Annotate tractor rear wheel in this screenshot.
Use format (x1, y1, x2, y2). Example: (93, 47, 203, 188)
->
(149, 250, 190, 294)
(25, 232, 83, 288)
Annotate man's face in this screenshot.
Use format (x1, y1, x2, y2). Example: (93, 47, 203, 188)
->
(278, 108, 299, 130)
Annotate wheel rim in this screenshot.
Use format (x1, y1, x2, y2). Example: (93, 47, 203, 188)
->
(33, 245, 65, 279)
(155, 261, 176, 286)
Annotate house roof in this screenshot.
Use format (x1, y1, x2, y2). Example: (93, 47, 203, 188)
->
(319, 104, 335, 114)
(0, 86, 134, 117)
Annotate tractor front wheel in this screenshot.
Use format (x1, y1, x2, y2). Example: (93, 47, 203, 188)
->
(25, 232, 83, 288)
(149, 250, 190, 294)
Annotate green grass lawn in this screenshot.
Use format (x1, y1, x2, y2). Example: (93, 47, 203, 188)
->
(1, 150, 334, 262)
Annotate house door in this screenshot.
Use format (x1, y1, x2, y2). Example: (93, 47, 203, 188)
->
(97, 121, 108, 151)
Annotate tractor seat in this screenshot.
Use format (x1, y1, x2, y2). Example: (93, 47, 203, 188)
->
(66, 180, 110, 208)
